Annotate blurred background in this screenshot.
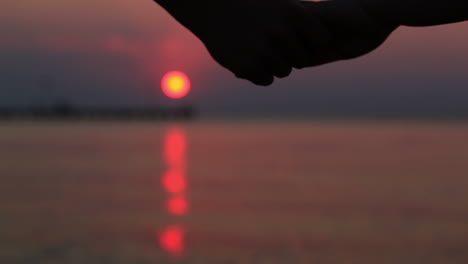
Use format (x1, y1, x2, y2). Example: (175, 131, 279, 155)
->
(1, 0, 468, 263)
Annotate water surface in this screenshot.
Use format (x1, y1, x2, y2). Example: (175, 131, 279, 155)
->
(1, 121, 468, 263)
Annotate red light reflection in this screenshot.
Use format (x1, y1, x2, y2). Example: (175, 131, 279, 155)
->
(167, 196, 189, 215)
(159, 225, 185, 258)
(164, 127, 187, 168)
(162, 168, 187, 193)
(159, 126, 189, 258)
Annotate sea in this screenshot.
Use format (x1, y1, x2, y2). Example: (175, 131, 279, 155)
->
(1, 120, 468, 264)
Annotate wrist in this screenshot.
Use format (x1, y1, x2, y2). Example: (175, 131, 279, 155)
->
(155, 0, 190, 14)
(357, 0, 401, 28)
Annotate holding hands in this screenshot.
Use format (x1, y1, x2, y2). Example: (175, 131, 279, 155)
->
(156, 0, 468, 85)
(158, 0, 331, 85)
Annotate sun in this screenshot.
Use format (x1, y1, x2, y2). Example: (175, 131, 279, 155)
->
(162, 71, 191, 99)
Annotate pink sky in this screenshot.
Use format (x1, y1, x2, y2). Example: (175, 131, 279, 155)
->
(4, 0, 467, 69)
(1, 0, 468, 115)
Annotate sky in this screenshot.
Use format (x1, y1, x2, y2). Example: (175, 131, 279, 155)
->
(1, 0, 468, 118)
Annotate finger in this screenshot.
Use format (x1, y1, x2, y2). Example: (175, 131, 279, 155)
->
(285, 31, 309, 69)
(261, 46, 293, 78)
(249, 74, 275, 86)
(234, 66, 274, 86)
(217, 53, 274, 86)
(270, 56, 293, 78)
(270, 26, 309, 70)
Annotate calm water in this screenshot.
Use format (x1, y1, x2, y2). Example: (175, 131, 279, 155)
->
(1, 121, 468, 264)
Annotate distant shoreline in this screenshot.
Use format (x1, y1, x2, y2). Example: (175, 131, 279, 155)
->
(0, 106, 196, 121)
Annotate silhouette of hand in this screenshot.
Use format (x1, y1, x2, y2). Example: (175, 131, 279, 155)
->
(158, 0, 330, 85)
(301, 0, 398, 67)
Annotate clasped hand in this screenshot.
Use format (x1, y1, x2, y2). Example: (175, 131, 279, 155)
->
(162, 0, 398, 85)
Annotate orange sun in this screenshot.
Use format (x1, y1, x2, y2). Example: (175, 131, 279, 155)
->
(162, 71, 191, 99)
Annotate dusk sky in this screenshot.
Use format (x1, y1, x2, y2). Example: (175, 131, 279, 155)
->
(1, 0, 468, 117)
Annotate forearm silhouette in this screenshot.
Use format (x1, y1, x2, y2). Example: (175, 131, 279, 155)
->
(303, 0, 468, 67)
(359, 0, 468, 27)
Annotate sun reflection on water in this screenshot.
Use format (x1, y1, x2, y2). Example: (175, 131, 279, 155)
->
(159, 224, 185, 258)
(159, 126, 189, 258)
